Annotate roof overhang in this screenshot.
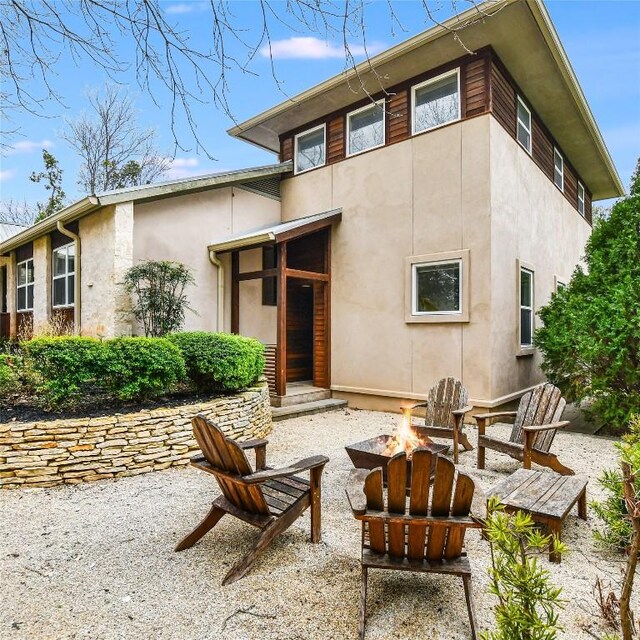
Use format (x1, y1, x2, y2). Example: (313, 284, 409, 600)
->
(0, 163, 292, 255)
(228, 0, 622, 200)
(208, 209, 342, 253)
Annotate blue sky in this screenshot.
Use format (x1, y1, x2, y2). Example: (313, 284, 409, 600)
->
(1, 0, 639, 210)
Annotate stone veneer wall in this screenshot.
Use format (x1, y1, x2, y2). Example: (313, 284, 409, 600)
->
(0, 381, 271, 489)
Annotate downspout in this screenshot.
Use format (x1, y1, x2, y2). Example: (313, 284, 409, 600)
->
(56, 221, 81, 335)
(208, 250, 224, 332)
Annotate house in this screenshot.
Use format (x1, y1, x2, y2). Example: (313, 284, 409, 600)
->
(0, 0, 623, 411)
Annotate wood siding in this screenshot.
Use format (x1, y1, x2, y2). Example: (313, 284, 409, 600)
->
(313, 282, 329, 388)
(490, 60, 516, 137)
(387, 89, 410, 145)
(464, 56, 489, 117)
(0, 313, 9, 338)
(286, 281, 313, 382)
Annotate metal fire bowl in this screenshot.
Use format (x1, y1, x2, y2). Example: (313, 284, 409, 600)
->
(345, 429, 450, 487)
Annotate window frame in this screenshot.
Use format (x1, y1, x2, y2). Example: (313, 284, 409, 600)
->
(345, 99, 386, 158)
(405, 249, 469, 323)
(16, 257, 34, 312)
(516, 96, 532, 155)
(411, 68, 461, 137)
(518, 262, 535, 354)
(577, 181, 585, 216)
(52, 242, 75, 309)
(553, 147, 564, 192)
(293, 123, 327, 175)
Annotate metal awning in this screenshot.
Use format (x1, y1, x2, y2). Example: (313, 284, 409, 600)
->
(208, 208, 342, 254)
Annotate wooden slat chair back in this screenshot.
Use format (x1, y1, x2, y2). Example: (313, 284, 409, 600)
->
(346, 449, 481, 639)
(176, 415, 329, 585)
(412, 377, 474, 463)
(475, 382, 573, 475)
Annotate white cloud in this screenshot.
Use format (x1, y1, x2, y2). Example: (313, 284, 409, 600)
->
(165, 157, 211, 180)
(164, 2, 206, 15)
(5, 139, 54, 155)
(169, 157, 199, 169)
(260, 37, 383, 60)
(0, 169, 15, 181)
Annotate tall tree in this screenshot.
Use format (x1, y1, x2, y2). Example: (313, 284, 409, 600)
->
(62, 85, 169, 194)
(29, 149, 66, 222)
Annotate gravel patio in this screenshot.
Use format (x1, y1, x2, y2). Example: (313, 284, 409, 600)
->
(1, 409, 634, 639)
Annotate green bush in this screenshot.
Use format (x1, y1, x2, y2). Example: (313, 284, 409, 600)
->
(22, 336, 106, 405)
(0, 354, 20, 398)
(168, 332, 264, 391)
(103, 337, 186, 401)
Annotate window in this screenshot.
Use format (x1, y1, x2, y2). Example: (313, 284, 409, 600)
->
(412, 259, 461, 315)
(294, 125, 326, 174)
(412, 69, 460, 135)
(346, 100, 385, 156)
(516, 96, 532, 154)
(520, 267, 534, 347)
(16, 258, 34, 312)
(52, 243, 75, 308)
(577, 181, 585, 216)
(553, 148, 564, 191)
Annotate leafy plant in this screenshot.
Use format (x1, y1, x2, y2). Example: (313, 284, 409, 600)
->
(168, 331, 264, 391)
(535, 159, 640, 433)
(0, 354, 20, 398)
(123, 260, 195, 337)
(481, 496, 566, 640)
(103, 337, 185, 401)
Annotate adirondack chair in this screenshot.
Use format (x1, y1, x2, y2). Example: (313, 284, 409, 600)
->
(474, 382, 574, 475)
(410, 377, 474, 464)
(346, 449, 481, 639)
(175, 415, 329, 585)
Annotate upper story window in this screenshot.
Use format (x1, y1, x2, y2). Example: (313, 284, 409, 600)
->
(516, 96, 532, 154)
(520, 266, 534, 347)
(294, 124, 326, 174)
(16, 258, 34, 312)
(412, 69, 460, 135)
(347, 100, 385, 156)
(577, 181, 585, 216)
(52, 242, 75, 308)
(553, 148, 564, 191)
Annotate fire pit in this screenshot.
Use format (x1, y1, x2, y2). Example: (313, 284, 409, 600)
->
(345, 408, 449, 486)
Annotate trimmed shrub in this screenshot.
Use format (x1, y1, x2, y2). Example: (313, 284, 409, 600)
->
(168, 332, 265, 391)
(0, 354, 20, 398)
(22, 336, 106, 406)
(103, 337, 186, 401)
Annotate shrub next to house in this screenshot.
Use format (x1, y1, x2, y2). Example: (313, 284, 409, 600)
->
(168, 332, 265, 391)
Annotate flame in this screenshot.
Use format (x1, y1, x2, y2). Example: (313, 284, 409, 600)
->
(382, 407, 430, 458)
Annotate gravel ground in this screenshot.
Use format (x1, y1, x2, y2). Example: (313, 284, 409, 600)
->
(1, 409, 635, 640)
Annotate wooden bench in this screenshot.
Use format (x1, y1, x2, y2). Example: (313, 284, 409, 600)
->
(487, 468, 587, 563)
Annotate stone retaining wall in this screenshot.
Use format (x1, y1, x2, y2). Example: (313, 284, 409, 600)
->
(0, 381, 271, 489)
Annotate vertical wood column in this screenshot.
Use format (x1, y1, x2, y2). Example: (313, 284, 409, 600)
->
(231, 251, 239, 334)
(276, 242, 287, 397)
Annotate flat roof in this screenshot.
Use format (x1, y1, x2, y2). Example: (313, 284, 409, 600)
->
(228, 0, 622, 200)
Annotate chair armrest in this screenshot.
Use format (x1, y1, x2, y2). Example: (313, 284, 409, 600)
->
(243, 455, 329, 484)
(522, 421, 570, 433)
(237, 438, 269, 450)
(452, 405, 474, 417)
(345, 468, 371, 515)
(474, 411, 517, 422)
(408, 401, 428, 410)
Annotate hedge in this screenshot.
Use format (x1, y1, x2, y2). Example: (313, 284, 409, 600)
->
(168, 332, 265, 391)
(0, 354, 19, 398)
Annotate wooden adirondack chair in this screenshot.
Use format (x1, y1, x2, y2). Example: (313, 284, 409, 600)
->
(175, 415, 329, 585)
(346, 449, 481, 639)
(475, 382, 574, 475)
(411, 377, 474, 464)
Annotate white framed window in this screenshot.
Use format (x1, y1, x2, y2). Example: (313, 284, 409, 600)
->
(577, 181, 585, 216)
(412, 68, 461, 136)
(52, 242, 75, 308)
(16, 258, 34, 312)
(346, 99, 385, 157)
(294, 124, 326, 174)
(516, 96, 532, 154)
(520, 266, 534, 348)
(553, 147, 564, 191)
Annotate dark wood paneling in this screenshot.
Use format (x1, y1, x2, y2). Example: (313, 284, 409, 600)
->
(50, 222, 79, 250)
(313, 282, 329, 388)
(490, 60, 516, 137)
(563, 161, 578, 209)
(263, 343, 277, 395)
(464, 57, 489, 117)
(286, 230, 326, 273)
(261, 246, 277, 306)
(0, 313, 9, 338)
(532, 115, 554, 180)
(387, 89, 410, 145)
(231, 251, 239, 334)
(585, 191, 593, 225)
(286, 280, 313, 382)
(327, 116, 345, 164)
(280, 137, 293, 163)
(15, 243, 33, 263)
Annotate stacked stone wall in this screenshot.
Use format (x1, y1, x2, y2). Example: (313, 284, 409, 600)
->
(0, 381, 271, 489)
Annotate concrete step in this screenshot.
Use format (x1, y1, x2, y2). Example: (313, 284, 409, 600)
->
(271, 398, 348, 421)
(271, 387, 332, 407)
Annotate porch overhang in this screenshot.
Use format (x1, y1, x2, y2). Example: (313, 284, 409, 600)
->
(207, 209, 342, 254)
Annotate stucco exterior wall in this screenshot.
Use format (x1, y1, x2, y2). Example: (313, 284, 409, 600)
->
(488, 117, 591, 400)
(31, 235, 51, 331)
(281, 116, 493, 404)
(133, 187, 280, 335)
